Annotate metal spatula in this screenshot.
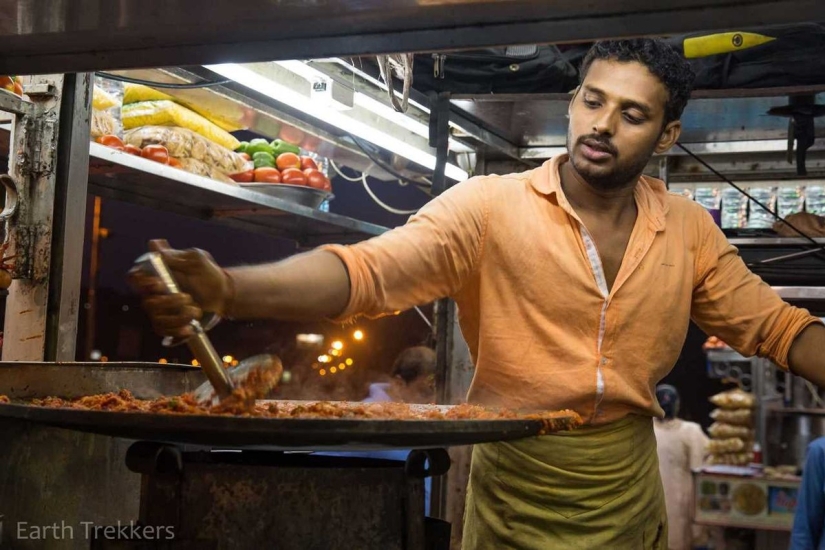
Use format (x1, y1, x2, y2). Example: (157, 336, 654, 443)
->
(133, 251, 282, 406)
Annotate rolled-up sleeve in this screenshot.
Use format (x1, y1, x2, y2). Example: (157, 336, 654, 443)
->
(321, 177, 490, 322)
(691, 211, 821, 369)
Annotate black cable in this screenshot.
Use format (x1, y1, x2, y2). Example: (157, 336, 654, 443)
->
(676, 142, 825, 265)
(346, 134, 434, 193)
(95, 72, 231, 90)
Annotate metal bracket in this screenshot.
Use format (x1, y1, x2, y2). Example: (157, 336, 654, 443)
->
(0, 89, 34, 117)
(24, 83, 57, 98)
(125, 441, 184, 476)
(30, 116, 57, 176)
(405, 448, 451, 479)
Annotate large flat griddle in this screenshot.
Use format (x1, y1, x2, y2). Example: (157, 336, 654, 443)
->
(0, 363, 580, 450)
(0, 401, 578, 450)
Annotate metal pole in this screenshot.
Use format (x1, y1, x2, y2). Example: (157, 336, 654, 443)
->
(46, 73, 92, 361)
(2, 75, 63, 361)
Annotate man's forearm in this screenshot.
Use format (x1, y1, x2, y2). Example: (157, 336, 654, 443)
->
(788, 323, 825, 387)
(224, 250, 351, 321)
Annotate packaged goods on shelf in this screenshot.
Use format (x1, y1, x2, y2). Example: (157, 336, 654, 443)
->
(746, 186, 777, 228)
(709, 408, 754, 426)
(122, 83, 245, 132)
(721, 188, 748, 229)
(777, 186, 805, 218)
(124, 126, 249, 176)
(92, 85, 119, 111)
(807, 186, 825, 216)
(708, 437, 748, 454)
(91, 110, 117, 139)
(707, 388, 757, 466)
(710, 388, 756, 409)
(91, 77, 123, 139)
(695, 187, 721, 226)
(706, 452, 755, 466)
(176, 157, 237, 185)
(122, 100, 240, 151)
(708, 422, 754, 439)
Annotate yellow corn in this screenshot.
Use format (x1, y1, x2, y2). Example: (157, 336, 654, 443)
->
(92, 85, 119, 111)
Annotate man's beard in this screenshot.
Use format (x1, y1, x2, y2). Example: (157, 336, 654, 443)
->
(566, 130, 654, 191)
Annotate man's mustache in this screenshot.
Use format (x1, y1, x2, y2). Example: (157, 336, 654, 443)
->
(577, 134, 617, 156)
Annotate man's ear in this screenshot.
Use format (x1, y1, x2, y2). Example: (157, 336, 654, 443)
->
(655, 120, 682, 154)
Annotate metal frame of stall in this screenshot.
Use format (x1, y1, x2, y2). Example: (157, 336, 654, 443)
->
(4, 1, 825, 545)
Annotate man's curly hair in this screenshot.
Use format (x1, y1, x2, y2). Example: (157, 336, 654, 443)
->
(580, 38, 695, 125)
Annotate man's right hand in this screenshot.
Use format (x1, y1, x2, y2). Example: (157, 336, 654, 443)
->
(128, 240, 233, 339)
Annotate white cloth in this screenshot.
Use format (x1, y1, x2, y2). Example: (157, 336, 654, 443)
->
(654, 418, 709, 550)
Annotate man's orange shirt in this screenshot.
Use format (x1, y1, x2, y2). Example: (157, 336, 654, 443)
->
(324, 155, 819, 424)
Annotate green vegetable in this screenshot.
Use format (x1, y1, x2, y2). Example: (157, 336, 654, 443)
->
(235, 141, 249, 154)
(246, 138, 274, 156)
(252, 151, 276, 169)
(270, 139, 300, 157)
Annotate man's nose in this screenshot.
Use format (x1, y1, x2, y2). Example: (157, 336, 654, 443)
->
(591, 110, 616, 136)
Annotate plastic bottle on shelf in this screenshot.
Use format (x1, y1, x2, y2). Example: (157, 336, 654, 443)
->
(752, 442, 763, 465)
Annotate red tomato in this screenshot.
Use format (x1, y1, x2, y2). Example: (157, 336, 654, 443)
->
(0, 76, 14, 93)
(168, 158, 182, 168)
(123, 144, 142, 156)
(276, 152, 301, 171)
(253, 167, 281, 183)
(281, 168, 307, 185)
(238, 152, 251, 161)
(300, 156, 318, 171)
(141, 144, 170, 165)
(304, 169, 330, 190)
(231, 169, 255, 183)
(96, 134, 125, 149)
(13, 81, 23, 97)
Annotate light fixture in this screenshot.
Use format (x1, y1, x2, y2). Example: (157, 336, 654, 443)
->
(319, 369, 327, 376)
(158, 358, 168, 364)
(330, 367, 338, 374)
(353, 330, 364, 341)
(222, 355, 234, 363)
(345, 358, 354, 366)
(331, 340, 344, 351)
(205, 63, 469, 182)
(318, 355, 331, 363)
(191, 359, 199, 367)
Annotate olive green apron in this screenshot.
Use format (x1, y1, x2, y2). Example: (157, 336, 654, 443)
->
(463, 414, 667, 550)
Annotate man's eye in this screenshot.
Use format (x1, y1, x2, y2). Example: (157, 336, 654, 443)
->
(624, 113, 644, 125)
(583, 98, 600, 108)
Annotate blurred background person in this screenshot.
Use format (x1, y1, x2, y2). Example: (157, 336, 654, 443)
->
(790, 436, 825, 550)
(364, 345, 436, 404)
(654, 384, 709, 550)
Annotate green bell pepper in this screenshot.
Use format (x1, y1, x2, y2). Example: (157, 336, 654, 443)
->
(247, 138, 275, 156)
(270, 139, 301, 157)
(252, 151, 276, 169)
(235, 141, 250, 154)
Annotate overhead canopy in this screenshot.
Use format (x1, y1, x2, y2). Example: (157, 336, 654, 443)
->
(1, 0, 825, 74)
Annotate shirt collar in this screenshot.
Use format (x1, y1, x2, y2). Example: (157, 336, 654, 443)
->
(530, 154, 669, 232)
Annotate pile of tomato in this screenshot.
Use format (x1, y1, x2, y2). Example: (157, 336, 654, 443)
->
(95, 135, 180, 168)
(231, 152, 332, 192)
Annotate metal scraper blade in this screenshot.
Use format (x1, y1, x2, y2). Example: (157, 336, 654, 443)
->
(193, 354, 284, 407)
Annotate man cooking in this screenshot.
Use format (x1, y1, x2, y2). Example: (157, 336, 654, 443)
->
(130, 39, 825, 549)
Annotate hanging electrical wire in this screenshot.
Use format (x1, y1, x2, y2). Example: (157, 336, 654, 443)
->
(330, 159, 424, 216)
(329, 159, 367, 182)
(676, 143, 825, 265)
(345, 134, 433, 191)
(96, 72, 231, 89)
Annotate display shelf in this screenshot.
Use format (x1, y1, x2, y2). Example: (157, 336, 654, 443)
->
(87, 143, 387, 247)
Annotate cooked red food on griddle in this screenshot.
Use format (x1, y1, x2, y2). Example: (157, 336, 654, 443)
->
(11, 389, 582, 434)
